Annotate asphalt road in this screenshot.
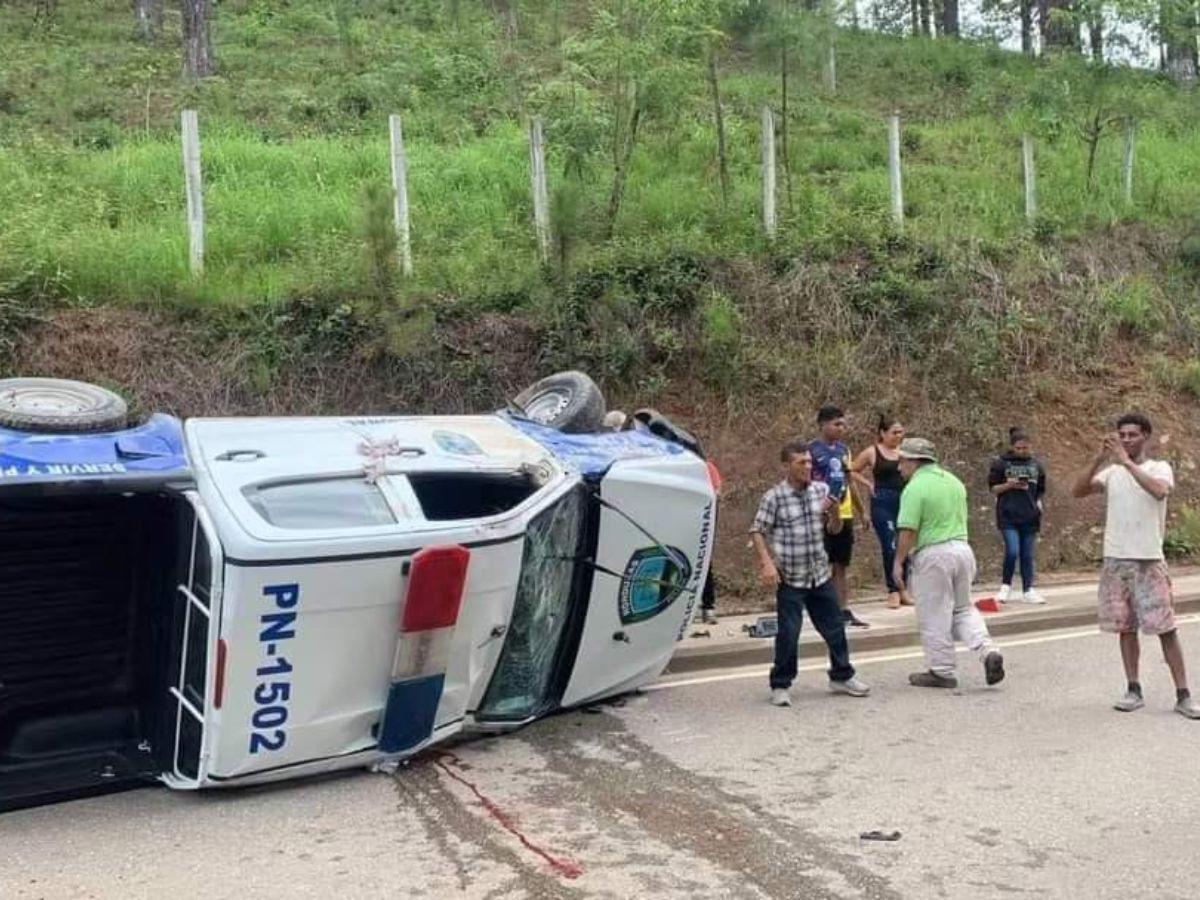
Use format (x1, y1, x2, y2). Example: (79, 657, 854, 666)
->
(4, 619, 1200, 899)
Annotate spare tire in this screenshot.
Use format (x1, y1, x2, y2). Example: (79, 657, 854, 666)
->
(0, 378, 129, 434)
(512, 371, 606, 433)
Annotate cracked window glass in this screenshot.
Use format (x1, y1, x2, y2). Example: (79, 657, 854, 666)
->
(479, 488, 584, 720)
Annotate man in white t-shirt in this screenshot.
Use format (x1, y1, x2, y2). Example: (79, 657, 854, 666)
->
(1072, 412, 1199, 719)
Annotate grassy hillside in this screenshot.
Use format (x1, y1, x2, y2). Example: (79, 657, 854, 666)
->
(2, 0, 1200, 308)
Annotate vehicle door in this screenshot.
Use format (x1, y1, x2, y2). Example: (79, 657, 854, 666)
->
(559, 454, 714, 707)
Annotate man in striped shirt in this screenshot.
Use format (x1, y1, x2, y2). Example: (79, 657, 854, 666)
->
(751, 441, 871, 707)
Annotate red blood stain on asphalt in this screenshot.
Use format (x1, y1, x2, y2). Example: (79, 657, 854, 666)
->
(434, 751, 584, 880)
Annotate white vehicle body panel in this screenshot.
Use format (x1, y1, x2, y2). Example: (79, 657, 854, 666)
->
(562, 454, 714, 707)
(175, 413, 710, 788)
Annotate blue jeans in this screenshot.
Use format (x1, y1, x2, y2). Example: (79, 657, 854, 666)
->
(1000, 524, 1038, 590)
(770, 580, 855, 689)
(872, 489, 909, 593)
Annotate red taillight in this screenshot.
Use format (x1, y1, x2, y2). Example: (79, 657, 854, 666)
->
(401, 545, 470, 632)
(706, 460, 723, 495)
(213, 638, 228, 709)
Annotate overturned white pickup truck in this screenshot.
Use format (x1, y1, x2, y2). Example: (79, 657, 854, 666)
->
(0, 373, 714, 811)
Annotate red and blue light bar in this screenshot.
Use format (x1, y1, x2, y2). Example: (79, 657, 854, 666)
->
(378, 545, 470, 754)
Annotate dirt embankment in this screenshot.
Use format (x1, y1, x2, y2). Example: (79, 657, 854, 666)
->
(9, 292, 1200, 614)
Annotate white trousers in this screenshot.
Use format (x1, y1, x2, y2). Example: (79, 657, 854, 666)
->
(910, 540, 995, 677)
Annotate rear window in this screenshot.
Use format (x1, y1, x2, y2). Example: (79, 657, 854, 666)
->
(244, 478, 396, 529)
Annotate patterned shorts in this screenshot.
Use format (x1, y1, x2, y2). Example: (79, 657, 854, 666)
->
(1097, 558, 1177, 635)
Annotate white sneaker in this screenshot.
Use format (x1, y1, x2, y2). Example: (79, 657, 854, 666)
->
(1022, 590, 1047, 605)
(996, 584, 1011, 603)
(770, 688, 791, 707)
(1114, 690, 1144, 712)
(829, 676, 871, 697)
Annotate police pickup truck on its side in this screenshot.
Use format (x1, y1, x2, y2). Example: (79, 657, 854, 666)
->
(0, 373, 714, 811)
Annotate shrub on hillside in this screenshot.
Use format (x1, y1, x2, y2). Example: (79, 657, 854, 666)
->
(1097, 278, 1165, 339)
(1178, 234, 1200, 272)
(1164, 507, 1200, 560)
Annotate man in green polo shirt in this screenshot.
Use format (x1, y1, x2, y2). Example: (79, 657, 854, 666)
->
(893, 437, 1006, 689)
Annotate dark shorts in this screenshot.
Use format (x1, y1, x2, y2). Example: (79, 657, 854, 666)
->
(825, 524, 854, 566)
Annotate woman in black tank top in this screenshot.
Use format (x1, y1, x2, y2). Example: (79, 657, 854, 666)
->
(851, 415, 912, 609)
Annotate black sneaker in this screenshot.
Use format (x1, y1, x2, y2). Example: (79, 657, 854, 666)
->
(700, 609, 718, 625)
(908, 670, 958, 689)
(843, 609, 871, 628)
(984, 651, 1005, 686)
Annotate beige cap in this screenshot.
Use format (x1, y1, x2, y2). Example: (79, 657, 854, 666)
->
(898, 437, 938, 462)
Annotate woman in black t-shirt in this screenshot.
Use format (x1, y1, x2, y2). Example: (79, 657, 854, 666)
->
(851, 415, 912, 609)
(987, 427, 1048, 605)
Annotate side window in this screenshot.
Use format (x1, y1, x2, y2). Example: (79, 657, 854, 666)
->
(244, 478, 396, 529)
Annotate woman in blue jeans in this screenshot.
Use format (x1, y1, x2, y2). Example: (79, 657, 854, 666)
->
(987, 427, 1048, 604)
(851, 415, 912, 609)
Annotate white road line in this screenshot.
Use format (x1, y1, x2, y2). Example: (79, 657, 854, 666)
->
(649, 615, 1200, 692)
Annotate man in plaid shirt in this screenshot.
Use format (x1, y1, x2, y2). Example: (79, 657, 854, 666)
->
(751, 441, 871, 706)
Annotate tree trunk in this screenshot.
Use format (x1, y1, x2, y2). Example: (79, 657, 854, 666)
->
(1089, 12, 1103, 61)
(181, 0, 215, 79)
(1084, 110, 1102, 191)
(1021, 0, 1034, 53)
(604, 92, 642, 241)
(34, 0, 56, 25)
(707, 50, 730, 210)
(919, 0, 932, 35)
(1162, 0, 1199, 85)
(134, 0, 162, 42)
(911, 0, 921, 35)
(780, 39, 793, 213)
(941, 0, 959, 36)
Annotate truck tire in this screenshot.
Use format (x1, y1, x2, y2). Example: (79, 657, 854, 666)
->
(513, 371, 606, 433)
(0, 378, 129, 434)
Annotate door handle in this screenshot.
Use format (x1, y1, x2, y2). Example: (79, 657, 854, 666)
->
(216, 449, 266, 462)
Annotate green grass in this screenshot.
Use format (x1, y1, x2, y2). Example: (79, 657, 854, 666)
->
(2, 0, 1200, 307)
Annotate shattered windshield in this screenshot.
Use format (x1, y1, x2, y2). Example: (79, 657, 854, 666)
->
(479, 488, 585, 720)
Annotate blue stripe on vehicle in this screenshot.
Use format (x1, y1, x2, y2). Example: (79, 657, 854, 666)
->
(505, 415, 683, 479)
(378, 674, 445, 754)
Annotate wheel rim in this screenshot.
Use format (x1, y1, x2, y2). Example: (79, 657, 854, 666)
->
(522, 388, 571, 424)
(0, 382, 113, 417)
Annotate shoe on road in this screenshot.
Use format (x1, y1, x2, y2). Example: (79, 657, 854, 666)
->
(843, 609, 871, 628)
(829, 676, 871, 697)
(996, 584, 1011, 603)
(909, 670, 957, 689)
(1019, 590, 1047, 605)
(984, 651, 1006, 686)
(700, 609, 718, 625)
(770, 688, 792, 707)
(1113, 691, 1145, 712)
(1175, 697, 1200, 719)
